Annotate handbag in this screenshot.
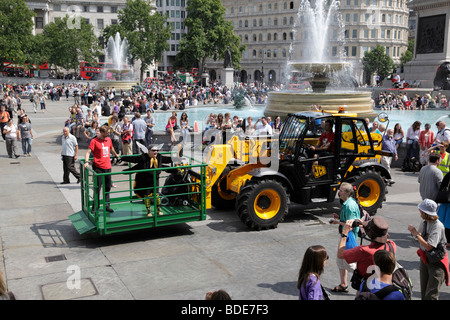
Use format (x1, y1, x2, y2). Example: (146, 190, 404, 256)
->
(345, 230, 358, 250)
(435, 186, 450, 204)
(422, 221, 447, 263)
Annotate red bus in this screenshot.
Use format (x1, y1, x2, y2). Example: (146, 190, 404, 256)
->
(80, 61, 129, 80)
(2, 61, 48, 77)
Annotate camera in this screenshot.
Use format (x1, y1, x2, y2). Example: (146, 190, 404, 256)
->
(351, 220, 360, 228)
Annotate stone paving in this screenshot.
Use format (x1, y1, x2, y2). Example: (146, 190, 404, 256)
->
(0, 97, 449, 301)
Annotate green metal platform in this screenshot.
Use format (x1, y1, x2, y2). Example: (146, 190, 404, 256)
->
(70, 153, 207, 236)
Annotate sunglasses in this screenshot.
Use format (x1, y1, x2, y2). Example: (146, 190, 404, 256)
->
(150, 149, 158, 152)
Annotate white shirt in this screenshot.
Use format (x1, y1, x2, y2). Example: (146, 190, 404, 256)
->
(258, 124, 273, 135)
(436, 126, 450, 143)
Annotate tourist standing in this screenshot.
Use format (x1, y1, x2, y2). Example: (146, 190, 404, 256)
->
(408, 199, 449, 300)
(419, 123, 435, 165)
(435, 121, 450, 147)
(32, 91, 40, 113)
(380, 128, 398, 171)
(418, 153, 443, 201)
(0, 105, 10, 141)
(61, 127, 81, 184)
(121, 116, 133, 156)
(132, 112, 147, 154)
(330, 182, 359, 293)
(39, 92, 46, 113)
(145, 110, 155, 147)
(3, 118, 19, 158)
(180, 112, 190, 144)
(18, 114, 33, 156)
(109, 115, 122, 158)
(84, 125, 120, 213)
(297, 245, 329, 300)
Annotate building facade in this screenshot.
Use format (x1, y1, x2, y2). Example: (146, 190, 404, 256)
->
(155, 0, 187, 75)
(206, 0, 409, 86)
(25, 0, 156, 79)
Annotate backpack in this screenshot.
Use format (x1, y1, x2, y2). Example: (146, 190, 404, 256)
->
(355, 280, 398, 300)
(402, 157, 421, 173)
(391, 263, 413, 300)
(385, 242, 413, 300)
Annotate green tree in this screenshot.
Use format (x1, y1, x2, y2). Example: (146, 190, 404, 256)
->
(174, 0, 245, 74)
(400, 39, 414, 67)
(103, 0, 172, 82)
(42, 16, 101, 72)
(362, 45, 395, 82)
(0, 0, 35, 74)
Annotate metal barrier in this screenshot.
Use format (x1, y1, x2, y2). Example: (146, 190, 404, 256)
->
(75, 152, 207, 235)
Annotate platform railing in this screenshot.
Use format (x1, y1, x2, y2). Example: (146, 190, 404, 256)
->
(79, 152, 207, 234)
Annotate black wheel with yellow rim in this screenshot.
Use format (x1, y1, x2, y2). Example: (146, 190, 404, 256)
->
(348, 170, 385, 215)
(236, 179, 289, 231)
(211, 166, 236, 209)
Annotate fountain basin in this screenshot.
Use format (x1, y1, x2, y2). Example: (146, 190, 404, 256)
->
(264, 90, 378, 120)
(97, 80, 138, 91)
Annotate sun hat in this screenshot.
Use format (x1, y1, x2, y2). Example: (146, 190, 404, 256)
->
(418, 199, 438, 216)
(362, 216, 389, 244)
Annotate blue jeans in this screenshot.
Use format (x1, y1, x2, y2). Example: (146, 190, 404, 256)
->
(406, 139, 419, 159)
(21, 137, 32, 154)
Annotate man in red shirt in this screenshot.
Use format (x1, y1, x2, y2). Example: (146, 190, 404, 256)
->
(337, 216, 397, 291)
(84, 125, 120, 213)
(310, 119, 335, 155)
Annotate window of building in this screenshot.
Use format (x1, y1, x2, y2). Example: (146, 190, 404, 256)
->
(35, 17, 43, 29)
(245, 20, 248, 27)
(274, 33, 278, 40)
(353, 13, 358, 22)
(352, 46, 357, 56)
(53, 4, 61, 11)
(97, 6, 103, 13)
(97, 19, 104, 29)
(111, 6, 118, 13)
(268, 33, 272, 41)
(352, 29, 357, 38)
(332, 46, 337, 56)
(83, 6, 89, 12)
(111, 19, 118, 25)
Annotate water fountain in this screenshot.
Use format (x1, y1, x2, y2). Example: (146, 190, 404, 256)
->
(264, 0, 378, 120)
(97, 32, 137, 91)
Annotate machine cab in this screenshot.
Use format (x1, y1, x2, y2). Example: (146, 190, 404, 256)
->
(279, 112, 378, 188)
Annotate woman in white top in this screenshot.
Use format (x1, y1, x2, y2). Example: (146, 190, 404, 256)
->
(406, 121, 421, 160)
(393, 123, 404, 150)
(180, 112, 189, 144)
(2, 118, 19, 158)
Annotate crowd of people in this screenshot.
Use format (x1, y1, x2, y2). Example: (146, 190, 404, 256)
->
(298, 118, 450, 300)
(2, 78, 450, 301)
(376, 91, 450, 110)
